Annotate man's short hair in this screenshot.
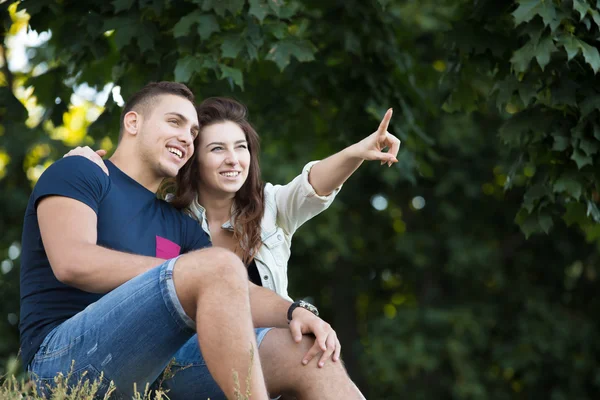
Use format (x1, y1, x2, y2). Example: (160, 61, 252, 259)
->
(118, 82, 195, 142)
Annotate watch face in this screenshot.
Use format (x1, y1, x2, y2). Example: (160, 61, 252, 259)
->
(299, 300, 318, 316)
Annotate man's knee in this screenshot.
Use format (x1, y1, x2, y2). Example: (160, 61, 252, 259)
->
(172, 248, 249, 321)
(261, 329, 320, 367)
(176, 247, 247, 283)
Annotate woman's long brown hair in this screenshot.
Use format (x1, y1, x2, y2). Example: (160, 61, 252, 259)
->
(164, 97, 265, 265)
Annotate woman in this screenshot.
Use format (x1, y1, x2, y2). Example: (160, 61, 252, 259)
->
(68, 97, 400, 301)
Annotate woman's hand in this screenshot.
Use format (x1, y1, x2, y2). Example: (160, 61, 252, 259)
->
(351, 108, 400, 167)
(63, 146, 109, 175)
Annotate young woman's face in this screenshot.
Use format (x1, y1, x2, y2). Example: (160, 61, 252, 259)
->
(196, 120, 251, 196)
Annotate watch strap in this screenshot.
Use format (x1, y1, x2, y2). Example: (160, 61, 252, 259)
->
(287, 300, 319, 323)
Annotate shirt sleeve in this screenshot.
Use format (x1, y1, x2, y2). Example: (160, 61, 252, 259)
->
(269, 161, 342, 236)
(32, 156, 111, 214)
(182, 215, 212, 252)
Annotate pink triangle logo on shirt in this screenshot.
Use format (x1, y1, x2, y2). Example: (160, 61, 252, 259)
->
(156, 236, 181, 259)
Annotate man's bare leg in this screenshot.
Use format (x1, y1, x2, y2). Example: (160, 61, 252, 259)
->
(259, 328, 366, 400)
(172, 247, 268, 400)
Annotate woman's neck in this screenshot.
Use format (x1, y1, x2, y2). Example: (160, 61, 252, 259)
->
(197, 189, 235, 227)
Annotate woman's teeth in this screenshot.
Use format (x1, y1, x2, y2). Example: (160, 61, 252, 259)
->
(221, 172, 239, 177)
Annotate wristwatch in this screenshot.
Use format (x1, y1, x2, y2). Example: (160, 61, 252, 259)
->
(287, 300, 319, 323)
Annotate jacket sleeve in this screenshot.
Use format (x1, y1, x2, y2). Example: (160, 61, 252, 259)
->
(267, 161, 342, 236)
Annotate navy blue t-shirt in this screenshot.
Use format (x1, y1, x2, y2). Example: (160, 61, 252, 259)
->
(19, 157, 210, 368)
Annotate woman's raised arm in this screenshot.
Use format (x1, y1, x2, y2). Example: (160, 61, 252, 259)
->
(308, 108, 400, 196)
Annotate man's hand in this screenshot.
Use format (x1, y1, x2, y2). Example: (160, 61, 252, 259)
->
(64, 146, 109, 175)
(288, 308, 341, 368)
(350, 108, 401, 167)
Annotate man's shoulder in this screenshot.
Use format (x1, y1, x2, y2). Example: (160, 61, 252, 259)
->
(36, 157, 110, 187)
(30, 157, 111, 210)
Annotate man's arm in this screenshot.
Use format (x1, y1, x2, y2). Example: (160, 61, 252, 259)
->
(38, 196, 164, 293)
(248, 283, 290, 328)
(249, 283, 341, 366)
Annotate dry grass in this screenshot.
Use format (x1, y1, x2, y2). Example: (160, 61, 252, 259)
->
(0, 346, 256, 400)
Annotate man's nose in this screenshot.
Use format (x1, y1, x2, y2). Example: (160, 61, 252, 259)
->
(178, 131, 193, 146)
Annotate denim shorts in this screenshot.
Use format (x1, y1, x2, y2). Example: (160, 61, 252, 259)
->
(28, 257, 273, 400)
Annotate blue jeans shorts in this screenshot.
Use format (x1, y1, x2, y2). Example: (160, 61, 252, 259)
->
(27, 257, 273, 400)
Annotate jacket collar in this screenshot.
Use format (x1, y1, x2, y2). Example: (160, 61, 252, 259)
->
(189, 196, 235, 232)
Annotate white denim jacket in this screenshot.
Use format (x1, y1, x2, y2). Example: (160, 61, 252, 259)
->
(186, 161, 341, 301)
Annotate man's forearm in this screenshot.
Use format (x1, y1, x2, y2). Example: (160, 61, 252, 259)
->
(249, 283, 292, 328)
(61, 243, 165, 293)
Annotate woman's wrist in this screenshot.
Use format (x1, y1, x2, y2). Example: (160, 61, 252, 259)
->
(343, 142, 365, 161)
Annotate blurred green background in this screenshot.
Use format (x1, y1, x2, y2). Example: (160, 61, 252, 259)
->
(2, 0, 600, 398)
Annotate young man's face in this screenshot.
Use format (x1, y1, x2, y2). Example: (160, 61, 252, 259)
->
(138, 94, 199, 178)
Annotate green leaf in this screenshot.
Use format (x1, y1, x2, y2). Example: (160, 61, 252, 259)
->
(201, 0, 245, 17)
(511, 40, 536, 73)
(516, 208, 540, 238)
(563, 201, 587, 226)
(573, 0, 590, 20)
(249, 0, 271, 23)
(103, 17, 137, 50)
(246, 20, 264, 48)
(579, 95, 600, 116)
(538, 212, 554, 233)
(588, 200, 600, 222)
(174, 55, 202, 82)
(518, 81, 538, 106)
(219, 64, 244, 89)
(112, 0, 135, 12)
(513, 0, 557, 27)
(580, 40, 600, 73)
(221, 35, 245, 59)
(557, 35, 600, 73)
(246, 41, 259, 60)
(173, 11, 202, 38)
(552, 136, 570, 151)
(493, 76, 518, 110)
(266, 39, 317, 71)
(571, 148, 593, 169)
(583, 223, 600, 241)
(197, 14, 220, 41)
(266, 22, 288, 40)
(268, 0, 301, 19)
(580, 138, 599, 156)
(554, 174, 583, 199)
(535, 36, 557, 70)
(593, 123, 600, 141)
(499, 110, 550, 146)
(137, 24, 156, 53)
(559, 35, 580, 61)
(524, 184, 550, 212)
(142, 0, 165, 14)
(591, 9, 600, 28)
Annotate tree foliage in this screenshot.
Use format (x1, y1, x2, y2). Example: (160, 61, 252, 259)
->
(446, 0, 600, 239)
(1, 0, 600, 399)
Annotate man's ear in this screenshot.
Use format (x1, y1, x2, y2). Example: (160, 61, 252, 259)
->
(123, 111, 141, 137)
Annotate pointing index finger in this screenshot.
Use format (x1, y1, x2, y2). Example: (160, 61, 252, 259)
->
(377, 108, 393, 136)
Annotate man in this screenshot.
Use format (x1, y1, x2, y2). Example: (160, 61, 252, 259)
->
(20, 81, 365, 399)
